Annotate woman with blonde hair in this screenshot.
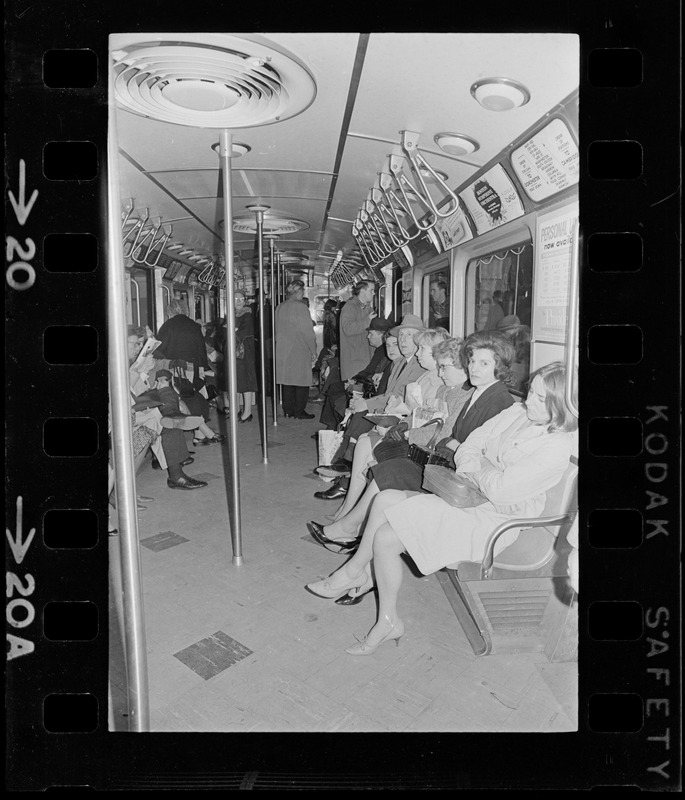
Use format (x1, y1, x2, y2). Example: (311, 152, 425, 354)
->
(306, 362, 577, 655)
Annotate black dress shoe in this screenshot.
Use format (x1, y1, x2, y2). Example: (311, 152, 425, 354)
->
(335, 587, 375, 605)
(295, 412, 315, 419)
(181, 456, 195, 466)
(314, 483, 348, 500)
(306, 521, 357, 553)
(167, 475, 208, 490)
(151, 456, 161, 470)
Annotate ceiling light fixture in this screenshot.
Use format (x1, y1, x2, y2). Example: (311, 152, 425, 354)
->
(434, 132, 480, 156)
(470, 77, 531, 111)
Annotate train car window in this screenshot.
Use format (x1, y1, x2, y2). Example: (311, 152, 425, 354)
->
(194, 293, 204, 323)
(424, 269, 451, 332)
(466, 242, 533, 393)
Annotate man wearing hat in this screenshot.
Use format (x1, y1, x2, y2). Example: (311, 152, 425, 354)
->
(317, 315, 393, 433)
(339, 281, 377, 381)
(315, 314, 427, 478)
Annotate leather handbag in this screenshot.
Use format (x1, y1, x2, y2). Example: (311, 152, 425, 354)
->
(173, 366, 196, 398)
(422, 465, 489, 508)
(407, 419, 452, 468)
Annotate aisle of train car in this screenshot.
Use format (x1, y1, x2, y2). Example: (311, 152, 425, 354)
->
(109, 393, 576, 733)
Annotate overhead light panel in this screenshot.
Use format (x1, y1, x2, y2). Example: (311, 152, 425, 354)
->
(470, 77, 531, 111)
(434, 132, 480, 156)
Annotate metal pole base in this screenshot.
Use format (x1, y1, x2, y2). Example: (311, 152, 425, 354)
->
(232, 556, 244, 567)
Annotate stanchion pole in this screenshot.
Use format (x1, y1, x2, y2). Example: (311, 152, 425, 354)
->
(214, 132, 244, 566)
(107, 64, 149, 731)
(247, 205, 270, 462)
(266, 235, 278, 426)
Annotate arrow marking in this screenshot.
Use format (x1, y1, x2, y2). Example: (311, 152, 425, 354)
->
(8, 159, 39, 226)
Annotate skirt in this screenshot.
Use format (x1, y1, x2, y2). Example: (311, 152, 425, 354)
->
(369, 456, 425, 492)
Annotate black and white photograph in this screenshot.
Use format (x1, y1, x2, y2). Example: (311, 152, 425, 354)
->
(107, 32, 580, 733)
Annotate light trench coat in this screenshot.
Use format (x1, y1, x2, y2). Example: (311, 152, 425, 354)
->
(274, 298, 317, 386)
(385, 403, 573, 573)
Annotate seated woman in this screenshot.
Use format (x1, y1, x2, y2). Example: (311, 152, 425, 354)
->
(325, 334, 466, 523)
(154, 369, 226, 446)
(305, 361, 577, 655)
(308, 330, 516, 560)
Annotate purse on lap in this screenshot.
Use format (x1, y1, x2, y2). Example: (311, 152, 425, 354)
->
(422, 465, 489, 508)
(406, 418, 452, 468)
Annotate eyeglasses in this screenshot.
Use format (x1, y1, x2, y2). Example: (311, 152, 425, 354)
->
(436, 363, 457, 372)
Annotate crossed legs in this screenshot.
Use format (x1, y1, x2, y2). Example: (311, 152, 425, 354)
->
(311, 489, 409, 647)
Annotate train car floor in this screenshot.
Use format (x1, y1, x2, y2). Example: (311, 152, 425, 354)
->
(109, 402, 577, 733)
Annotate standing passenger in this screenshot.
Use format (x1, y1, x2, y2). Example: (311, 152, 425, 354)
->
(275, 280, 318, 420)
(153, 298, 209, 383)
(339, 281, 377, 381)
(234, 291, 258, 422)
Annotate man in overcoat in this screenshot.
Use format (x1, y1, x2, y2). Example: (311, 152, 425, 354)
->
(275, 279, 318, 419)
(338, 281, 377, 381)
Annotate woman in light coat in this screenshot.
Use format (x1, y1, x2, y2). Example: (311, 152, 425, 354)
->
(305, 361, 577, 655)
(275, 280, 318, 419)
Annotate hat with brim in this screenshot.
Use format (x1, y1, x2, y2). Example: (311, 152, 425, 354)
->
(367, 316, 394, 332)
(389, 314, 427, 337)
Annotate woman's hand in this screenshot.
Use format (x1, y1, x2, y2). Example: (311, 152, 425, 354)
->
(385, 421, 409, 441)
(350, 395, 368, 412)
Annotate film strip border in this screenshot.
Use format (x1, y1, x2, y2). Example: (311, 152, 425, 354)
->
(4, 4, 681, 792)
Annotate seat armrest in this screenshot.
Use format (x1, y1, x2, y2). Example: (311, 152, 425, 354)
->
(481, 514, 571, 578)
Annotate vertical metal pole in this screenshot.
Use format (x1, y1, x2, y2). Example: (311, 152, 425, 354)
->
(268, 236, 278, 426)
(218, 131, 243, 566)
(248, 205, 270, 463)
(107, 65, 149, 731)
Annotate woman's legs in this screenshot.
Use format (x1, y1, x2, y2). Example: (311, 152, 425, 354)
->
(335, 433, 376, 517)
(323, 480, 381, 541)
(312, 489, 408, 590)
(241, 391, 254, 420)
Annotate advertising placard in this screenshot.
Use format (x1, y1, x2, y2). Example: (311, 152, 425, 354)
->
(459, 163, 525, 235)
(511, 118, 579, 202)
(532, 203, 579, 343)
(433, 204, 473, 250)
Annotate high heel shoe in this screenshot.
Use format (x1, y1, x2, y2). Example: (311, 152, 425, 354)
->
(335, 572, 376, 605)
(345, 615, 404, 655)
(239, 413, 253, 423)
(305, 566, 369, 599)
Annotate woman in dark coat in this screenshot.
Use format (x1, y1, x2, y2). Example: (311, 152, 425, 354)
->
(234, 291, 258, 422)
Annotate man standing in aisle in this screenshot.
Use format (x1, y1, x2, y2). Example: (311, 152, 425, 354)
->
(275, 279, 318, 419)
(338, 280, 377, 381)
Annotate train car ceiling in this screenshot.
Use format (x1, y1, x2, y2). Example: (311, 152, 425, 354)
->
(111, 32, 579, 290)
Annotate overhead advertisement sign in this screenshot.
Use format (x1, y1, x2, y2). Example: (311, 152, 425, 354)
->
(433, 204, 473, 251)
(459, 163, 525, 235)
(532, 203, 579, 344)
(511, 118, 579, 202)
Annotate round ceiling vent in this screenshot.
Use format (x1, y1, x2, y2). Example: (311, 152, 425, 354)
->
(226, 215, 310, 235)
(112, 37, 317, 128)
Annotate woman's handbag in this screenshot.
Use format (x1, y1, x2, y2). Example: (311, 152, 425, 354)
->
(422, 465, 489, 508)
(235, 338, 245, 359)
(407, 419, 452, 468)
(173, 367, 196, 398)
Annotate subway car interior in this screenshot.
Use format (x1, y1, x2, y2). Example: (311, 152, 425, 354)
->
(108, 32, 580, 732)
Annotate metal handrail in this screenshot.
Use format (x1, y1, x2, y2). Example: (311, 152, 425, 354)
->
(388, 154, 435, 231)
(123, 208, 150, 258)
(142, 223, 172, 268)
(378, 172, 420, 242)
(564, 219, 580, 419)
(129, 276, 140, 326)
(400, 130, 460, 219)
